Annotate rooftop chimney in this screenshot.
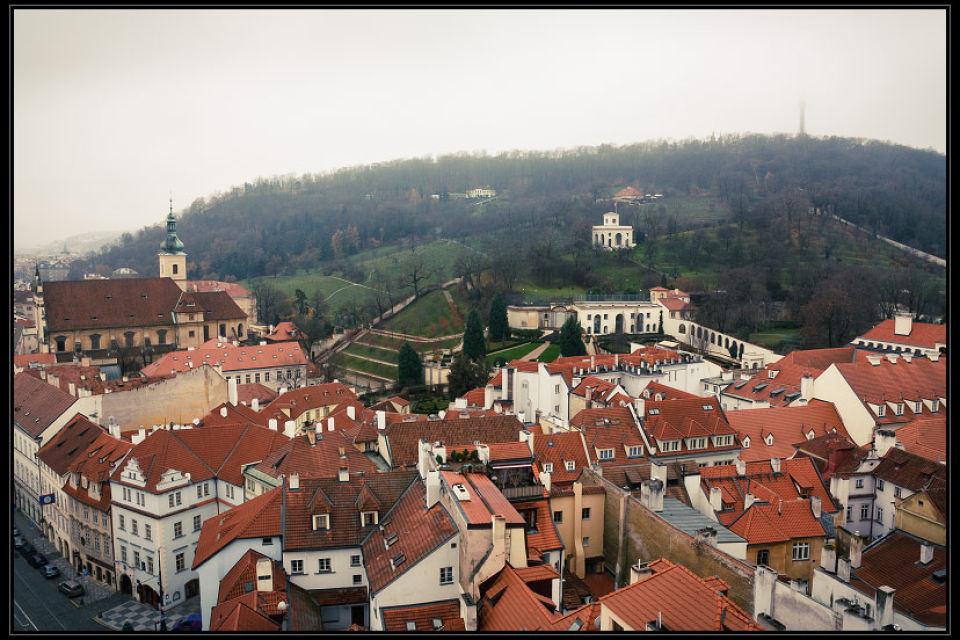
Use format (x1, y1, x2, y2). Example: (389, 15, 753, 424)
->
(875, 586, 896, 630)
(289, 473, 299, 490)
(820, 544, 837, 573)
(874, 429, 897, 457)
(220, 406, 228, 418)
(228, 377, 238, 406)
(376, 410, 386, 431)
(709, 486, 722, 511)
(744, 493, 756, 510)
(811, 495, 822, 519)
(425, 470, 441, 509)
(256, 558, 274, 593)
(268, 418, 278, 431)
(837, 557, 851, 582)
(919, 542, 934, 565)
(634, 397, 645, 416)
(894, 313, 912, 337)
(850, 533, 863, 569)
(800, 374, 814, 402)
(631, 561, 654, 584)
(770, 457, 781, 474)
(886, 353, 899, 364)
(346, 405, 356, 420)
(283, 419, 296, 438)
(735, 459, 746, 476)
(650, 462, 667, 486)
(68, 382, 76, 396)
(328, 416, 335, 432)
(641, 478, 664, 512)
(866, 354, 883, 366)
(252, 398, 260, 412)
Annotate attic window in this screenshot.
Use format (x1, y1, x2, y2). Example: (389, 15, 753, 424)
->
(734, 381, 747, 389)
(243, 581, 255, 593)
(754, 383, 768, 392)
(648, 408, 660, 415)
(406, 622, 416, 631)
(547, 440, 554, 447)
(105, 296, 112, 300)
(312, 514, 330, 530)
(385, 532, 399, 547)
(769, 387, 785, 397)
(452, 484, 471, 501)
(702, 404, 714, 411)
(432, 619, 443, 631)
(391, 552, 406, 569)
(931, 569, 946, 584)
(784, 392, 801, 402)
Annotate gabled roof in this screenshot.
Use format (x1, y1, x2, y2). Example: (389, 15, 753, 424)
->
(598, 559, 761, 631)
(217, 549, 286, 604)
(237, 382, 278, 406)
(722, 347, 856, 406)
(142, 341, 308, 377)
(361, 478, 458, 595)
(639, 380, 699, 401)
(832, 356, 946, 420)
(533, 430, 589, 485)
(849, 532, 945, 627)
(643, 396, 737, 444)
(727, 400, 849, 462)
(249, 431, 379, 481)
(512, 499, 564, 553)
(383, 414, 524, 468)
(871, 447, 946, 491)
(726, 499, 825, 544)
(43, 277, 184, 331)
(36, 413, 106, 476)
(265, 321, 302, 342)
(255, 382, 358, 423)
(441, 471, 525, 526)
(187, 280, 253, 298)
(479, 564, 561, 631)
(14, 372, 78, 438)
(570, 406, 645, 465)
(859, 319, 946, 349)
(62, 430, 132, 511)
(13, 353, 56, 368)
(284, 471, 418, 552)
(193, 487, 284, 568)
(381, 600, 466, 632)
(889, 416, 946, 463)
(173, 423, 289, 487)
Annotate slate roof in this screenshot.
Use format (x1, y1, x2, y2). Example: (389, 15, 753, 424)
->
(36, 414, 106, 476)
(859, 319, 946, 349)
(383, 414, 524, 468)
(361, 478, 458, 595)
(14, 372, 78, 438)
(598, 559, 761, 631)
(193, 486, 284, 568)
(848, 532, 946, 627)
(658, 497, 747, 545)
(142, 341, 307, 377)
(284, 471, 418, 552)
(43, 277, 184, 331)
(727, 400, 849, 462)
(381, 600, 466, 632)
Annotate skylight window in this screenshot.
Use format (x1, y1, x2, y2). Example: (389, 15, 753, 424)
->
(754, 383, 768, 392)
(734, 380, 748, 389)
(769, 387, 785, 396)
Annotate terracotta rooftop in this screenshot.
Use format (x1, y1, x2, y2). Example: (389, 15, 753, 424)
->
(512, 499, 564, 553)
(61, 430, 132, 512)
(849, 532, 946, 627)
(256, 382, 357, 423)
(726, 399, 849, 462)
(533, 430, 589, 485)
(859, 319, 946, 349)
(642, 396, 738, 453)
(889, 416, 946, 463)
(570, 406, 645, 465)
(871, 447, 946, 492)
(639, 380, 699, 401)
(726, 499, 825, 545)
(217, 549, 287, 604)
(43, 277, 184, 332)
(265, 321, 302, 342)
(193, 487, 284, 568)
(13, 353, 57, 368)
(14, 372, 78, 438)
(361, 478, 458, 595)
(441, 471, 525, 526)
(722, 347, 856, 406)
(381, 600, 466, 632)
(598, 558, 761, 631)
(832, 356, 946, 422)
(237, 382, 278, 406)
(142, 341, 308, 377)
(479, 564, 560, 631)
(36, 413, 106, 476)
(383, 414, 524, 468)
(249, 430, 379, 481)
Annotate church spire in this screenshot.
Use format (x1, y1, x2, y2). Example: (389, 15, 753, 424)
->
(161, 195, 185, 254)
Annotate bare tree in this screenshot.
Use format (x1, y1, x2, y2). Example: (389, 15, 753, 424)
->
(402, 252, 432, 299)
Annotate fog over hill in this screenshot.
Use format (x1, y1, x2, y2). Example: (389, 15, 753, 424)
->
(15, 230, 123, 257)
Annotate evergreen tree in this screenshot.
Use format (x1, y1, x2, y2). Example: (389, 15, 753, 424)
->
(558, 316, 587, 357)
(462, 310, 486, 360)
(447, 352, 488, 400)
(488, 292, 508, 342)
(396, 342, 423, 388)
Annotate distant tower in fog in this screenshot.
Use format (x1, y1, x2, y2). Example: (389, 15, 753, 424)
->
(798, 99, 806, 137)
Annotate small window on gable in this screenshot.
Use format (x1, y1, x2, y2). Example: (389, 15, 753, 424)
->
(765, 434, 773, 446)
(544, 462, 553, 473)
(566, 461, 575, 472)
(312, 514, 329, 530)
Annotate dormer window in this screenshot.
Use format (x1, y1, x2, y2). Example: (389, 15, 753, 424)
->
(743, 436, 750, 448)
(312, 514, 330, 530)
(765, 434, 774, 446)
(598, 448, 614, 460)
(565, 461, 576, 472)
(768, 370, 778, 379)
(876, 405, 886, 417)
(627, 445, 643, 458)
(543, 463, 553, 473)
(361, 511, 379, 526)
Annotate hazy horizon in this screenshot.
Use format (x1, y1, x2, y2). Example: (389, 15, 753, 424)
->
(14, 9, 946, 251)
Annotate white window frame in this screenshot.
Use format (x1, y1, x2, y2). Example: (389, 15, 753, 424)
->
(792, 542, 810, 561)
(291, 559, 304, 574)
(439, 566, 454, 585)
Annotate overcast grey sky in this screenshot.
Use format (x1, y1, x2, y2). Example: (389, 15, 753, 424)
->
(13, 8, 946, 251)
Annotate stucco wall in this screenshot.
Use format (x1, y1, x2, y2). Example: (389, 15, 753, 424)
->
(97, 365, 229, 429)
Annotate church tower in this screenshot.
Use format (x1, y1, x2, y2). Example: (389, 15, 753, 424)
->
(158, 196, 188, 290)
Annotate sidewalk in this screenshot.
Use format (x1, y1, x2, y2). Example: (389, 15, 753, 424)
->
(95, 595, 201, 631)
(13, 509, 116, 604)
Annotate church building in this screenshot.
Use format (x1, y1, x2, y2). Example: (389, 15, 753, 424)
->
(592, 212, 635, 250)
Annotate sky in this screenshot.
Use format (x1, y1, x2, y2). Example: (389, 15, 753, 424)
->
(13, 8, 947, 252)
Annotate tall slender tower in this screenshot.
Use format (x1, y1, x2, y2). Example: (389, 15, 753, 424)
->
(798, 99, 806, 137)
(158, 196, 187, 290)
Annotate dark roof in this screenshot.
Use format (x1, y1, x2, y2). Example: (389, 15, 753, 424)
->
(36, 414, 106, 476)
(43, 277, 184, 331)
(384, 414, 524, 468)
(871, 447, 946, 491)
(14, 372, 78, 438)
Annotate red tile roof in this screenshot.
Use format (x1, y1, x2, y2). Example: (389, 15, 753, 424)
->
(173, 423, 289, 486)
(487, 441, 534, 462)
(871, 447, 946, 492)
(62, 431, 133, 511)
(599, 559, 761, 631)
(193, 487, 284, 568)
(43, 364, 173, 395)
(614, 186, 644, 198)
(284, 472, 418, 552)
(237, 382, 278, 406)
(14, 372, 78, 438)
(142, 341, 307, 376)
(265, 321, 302, 342)
(849, 532, 945, 627)
(513, 499, 564, 552)
(361, 478, 458, 595)
(723, 347, 856, 406)
(479, 564, 561, 631)
(547, 602, 603, 632)
(726, 499, 825, 544)
(441, 472, 525, 526)
(889, 416, 946, 463)
(859, 319, 946, 349)
(43, 277, 184, 332)
(218, 549, 286, 603)
(833, 356, 946, 421)
(13, 353, 57, 368)
(532, 430, 589, 485)
(514, 564, 560, 583)
(726, 400, 849, 462)
(571, 406, 645, 465)
(462, 387, 486, 408)
(658, 297, 689, 312)
(37, 414, 106, 476)
(250, 431, 378, 481)
(382, 600, 466, 632)
(210, 594, 281, 632)
(639, 380, 698, 401)
(642, 397, 738, 457)
(258, 382, 358, 423)
(383, 414, 524, 468)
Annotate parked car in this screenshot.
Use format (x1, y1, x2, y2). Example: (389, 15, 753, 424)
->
(19, 542, 36, 557)
(171, 614, 202, 632)
(13, 536, 26, 550)
(27, 552, 48, 568)
(41, 564, 61, 578)
(58, 580, 84, 597)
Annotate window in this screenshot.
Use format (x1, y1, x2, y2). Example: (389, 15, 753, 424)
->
(598, 449, 614, 460)
(131, 519, 138, 536)
(362, 511, 378, 526)
(176, 553, 185, 572)
(264, 372, 270, 382)
(246, 478, 255, 492)
(197, 485, 203, 499)
(628, 445, 643, 458)
(225, 484, 235, 499)
(846, 506, 852, 522)
(894, 487, 902, 498)
(124, 331, 135, 348)
(263, 537, 272, 545)
(855, 478, 864, 489)
(146, 556, 154, 574)
(157, 329, 167, 344)
(255, 373, 261, 383)
(566, 461, 576, 472)
(144, 524, 152, 540)
(582, 537, 590, 547)
(792, 542, 810, 561)
(90, 334, 101, 350)
(318, 558, 331, 573)
(756, 549, 770, 566)
(193, 515, 202, 532)
(134, 551, 140, 569)
(860, 504, 870, 520)
(121, 546, 127, 565)
(406, 622, 416, 631)
(582, 508, 591, 520)
(554, 384, 560, 394)
(119, 514, 125, 531)
(875, 507, 884, 523)
(174, 521, 183, 538)
(353, 574, 362, 585)
(351, 555, 361, 567)
(291, 559, 304, 574)
(312, 514, 329, 530)
(188, 330, 195, 338)
(543, 463, 553, 473)
(440, 566, 453, 585)
(169, 494, 175, 507)
(876, 479, 884, 491)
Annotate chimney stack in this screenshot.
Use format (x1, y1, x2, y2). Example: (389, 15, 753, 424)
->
(338, 467, 349, 482)
(744, 493, 756, 510)
(820, 544, 836, 573)
(328, 416, 335, 432)
(539, 470, 552, 494)
(919, 542, 934, 565)
(735, 459, 746, 476)
(283, 420, 296, 438)
(631, 561, 654, 584)
(837, 557, 851, 582)
(850, 533, 863, 569)
(347, 405, 356, 420)
(770, 457, 781, 474)
(874, 429, 897, 457)
(875, 586, 896, 630)
(268, 418, 278, 431)
(228, 377, 238, 406)
(634, 397, 645, 416)
(425, 470, 441, 509)
(252, 397, 260, 412)
(220, 406, 228, 418)
(68, 382, 76, 396)
(709, 486, 722, 511)
(376, 410, 386, 431)
(894, 313, 912, 337)
(641, 478, 664, 512)
(811, 495, 822, 519)
(800, 374, 814, 402)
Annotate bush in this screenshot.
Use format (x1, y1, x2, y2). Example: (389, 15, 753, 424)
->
(511, 328, 542, 341)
